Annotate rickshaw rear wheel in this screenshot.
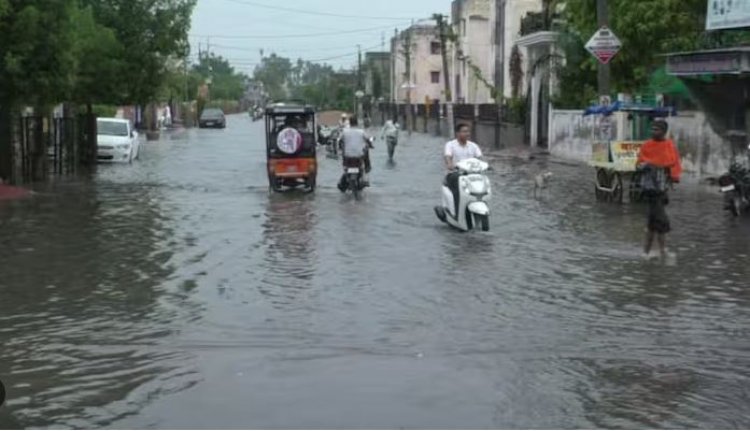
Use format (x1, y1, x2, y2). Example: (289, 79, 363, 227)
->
(307, 176, 316, 193)
(269, 176, 283, 193)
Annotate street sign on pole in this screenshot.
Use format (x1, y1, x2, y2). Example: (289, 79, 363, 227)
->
(585, 26, 622, 65)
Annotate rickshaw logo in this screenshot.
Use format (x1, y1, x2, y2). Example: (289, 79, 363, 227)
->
(277, 128, 303, 154)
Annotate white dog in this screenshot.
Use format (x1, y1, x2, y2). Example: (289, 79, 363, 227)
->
(533, 172, 553, 198)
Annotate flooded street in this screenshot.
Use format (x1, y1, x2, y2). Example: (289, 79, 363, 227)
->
(2, 114, 750, 428)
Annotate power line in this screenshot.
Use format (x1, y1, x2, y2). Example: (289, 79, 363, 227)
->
(186, 44, 384, 70)
(307, 42, 383, 63)
(194, 42, 383, 55)
(187, 41, 383, 63)
(218, 0, 415, 21)
(190, 23, 407, 40)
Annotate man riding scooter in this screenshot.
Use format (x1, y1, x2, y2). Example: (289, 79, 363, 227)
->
(338, 116, 374, 192)
(444, 123, 483, 210)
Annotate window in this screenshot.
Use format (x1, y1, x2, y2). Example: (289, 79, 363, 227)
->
(430, 42, 441, 55)
(97, 120, 129, 137)
(431, 71, 441, 84)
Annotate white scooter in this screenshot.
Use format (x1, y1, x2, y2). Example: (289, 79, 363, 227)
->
(434, 158, 491, 232)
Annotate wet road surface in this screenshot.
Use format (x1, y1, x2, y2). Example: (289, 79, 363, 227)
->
(2, 114, 750, 428)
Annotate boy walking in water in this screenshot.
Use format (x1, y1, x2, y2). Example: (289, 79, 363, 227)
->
(637, 120, 682, 259)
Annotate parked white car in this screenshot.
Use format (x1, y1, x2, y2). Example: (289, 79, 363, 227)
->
(97, 118, 140, 163)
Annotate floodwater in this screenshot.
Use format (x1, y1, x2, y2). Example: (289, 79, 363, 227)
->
(2, 115, 750, 429)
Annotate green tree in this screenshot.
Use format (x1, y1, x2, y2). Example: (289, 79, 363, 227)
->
(561, 0, 750, 100)
(81, 0, 196, 106)
(253, 54, 293, 101)
(0, 0, 81, 181)
(192, 54, 247, 101)
(70, 4, 126, 109)
(0, 0, 78, 106)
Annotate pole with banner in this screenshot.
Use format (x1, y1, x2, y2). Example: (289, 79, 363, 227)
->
(592, 0, 613, 100)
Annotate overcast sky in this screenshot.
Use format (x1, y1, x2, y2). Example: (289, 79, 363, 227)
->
(190, 0, 448, 74)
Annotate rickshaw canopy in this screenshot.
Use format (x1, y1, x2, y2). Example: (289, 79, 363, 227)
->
(265, 103, 315, 116)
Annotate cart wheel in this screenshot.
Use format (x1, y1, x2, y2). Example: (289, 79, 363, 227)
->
(730, 195, 742, 217)
(610, 172, 624, 204)
(595, 169, 609, 202)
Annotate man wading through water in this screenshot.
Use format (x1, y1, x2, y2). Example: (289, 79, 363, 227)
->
(637, 119, 682, 260)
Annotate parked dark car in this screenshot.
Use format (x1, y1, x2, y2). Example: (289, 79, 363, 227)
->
(199, 108, 226, 129)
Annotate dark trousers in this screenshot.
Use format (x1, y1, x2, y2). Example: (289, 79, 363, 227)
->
(645, 191, 671, 233)
(445, 171, 460, 215)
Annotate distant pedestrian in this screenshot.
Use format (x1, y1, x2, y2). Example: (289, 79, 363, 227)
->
(637, 119, 682, 260)
(380, 120, 399, 161)
(339, 113, 350, 129)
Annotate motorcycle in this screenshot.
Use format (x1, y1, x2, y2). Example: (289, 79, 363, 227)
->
(341, 157, 366, 200)
(318, 125, 332, 145)
(325, 128, 342, 157)
(434, 158, 491, 232)
(719, 162, 750, 216)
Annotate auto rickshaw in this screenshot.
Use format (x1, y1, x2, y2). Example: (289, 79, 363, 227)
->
(265, 103, 317, 192)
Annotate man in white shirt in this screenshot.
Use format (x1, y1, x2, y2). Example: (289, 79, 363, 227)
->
(444, 123, 483, 169)
(444, 123, 483, 214)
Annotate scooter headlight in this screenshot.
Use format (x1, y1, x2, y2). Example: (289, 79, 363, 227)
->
(468, 179, 487, 195)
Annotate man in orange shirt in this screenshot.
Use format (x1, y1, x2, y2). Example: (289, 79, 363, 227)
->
(637, 120, 682, 259)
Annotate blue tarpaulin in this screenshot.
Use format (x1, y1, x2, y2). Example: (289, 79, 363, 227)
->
(583, 101, 677, 117)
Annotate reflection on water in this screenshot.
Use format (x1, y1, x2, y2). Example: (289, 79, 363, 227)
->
(0, 178, 197, 428)
(2, 118, 750, 428)
(258, 194, 317, 309)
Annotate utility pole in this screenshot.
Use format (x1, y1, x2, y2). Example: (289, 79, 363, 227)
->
(357, 44, 363, 90)
(597, 0, 610, 99)
(402, 23, 414, 133)
(434, 14, 452, 103)
(392, 28, 398, 104)
(494, 0, 506, 104)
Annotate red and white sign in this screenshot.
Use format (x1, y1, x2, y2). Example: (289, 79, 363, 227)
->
(277, 128, 303, 154)
(585, 26, 622, 65)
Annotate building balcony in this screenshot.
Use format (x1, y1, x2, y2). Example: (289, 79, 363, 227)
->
(519, 11, 562, 37)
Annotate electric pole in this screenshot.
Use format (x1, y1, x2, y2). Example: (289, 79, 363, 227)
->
(597, 0, 610, 99)
(494, 0, 506, 104)
(357, 44, 363, 90)
(392, 28, 398, 104)
(434, 14, 452, 103)
(402, 23, 413, 133)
